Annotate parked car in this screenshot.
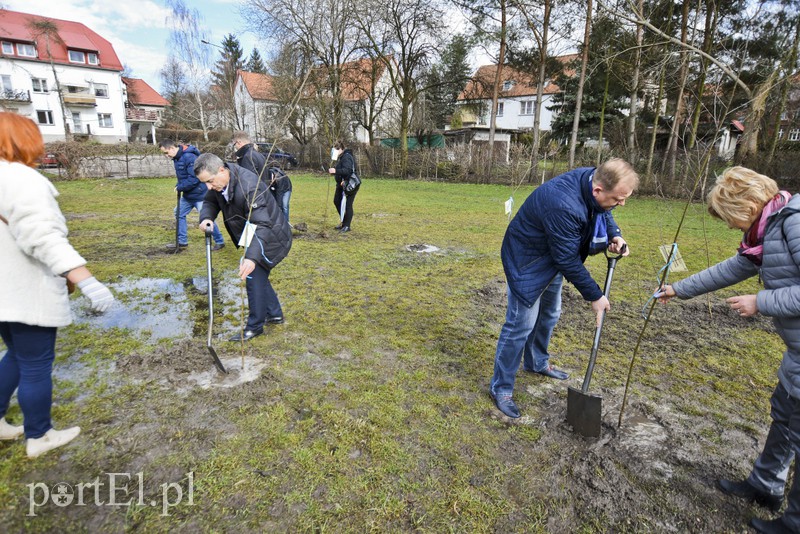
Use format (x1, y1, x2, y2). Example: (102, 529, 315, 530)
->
(39, 152, 64, 169)
(256, 143, 299, 169)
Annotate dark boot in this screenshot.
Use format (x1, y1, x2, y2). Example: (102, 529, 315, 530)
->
(718, 479, 783, 512)
(749, 517, 794, 534)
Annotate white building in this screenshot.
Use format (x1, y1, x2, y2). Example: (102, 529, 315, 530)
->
(456, 56, 577, 133)
(0, 9, 127, 143)
(123, 77, 169, 144)
(234, 56, 401, 144)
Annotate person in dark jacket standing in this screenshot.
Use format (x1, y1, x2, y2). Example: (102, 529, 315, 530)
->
(159, 139, 225, 250)
(658, 167, 800, 534)
(329, 139, 359, 233)
(231, 132, 293, 224)
(195, 153, 292, 342)
(489, 158, 638, 419)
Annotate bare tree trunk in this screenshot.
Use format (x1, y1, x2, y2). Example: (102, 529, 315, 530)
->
(687, 0, 717, 150)
(597, 60, 611, 167)
(531, 0, 551, 173)
(569, 0, 592, 168)
(663, 0, 691, 181)
(737, 68, 780, 165)
(645, 61, 667, 180)
(626, 0, 644, 162)
(766, 17, 800, 167)
(488, 0, 508, 164)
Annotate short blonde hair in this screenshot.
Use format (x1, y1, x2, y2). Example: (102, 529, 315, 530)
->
(707, 167, 779, 228)
(595, 158, 639, 191)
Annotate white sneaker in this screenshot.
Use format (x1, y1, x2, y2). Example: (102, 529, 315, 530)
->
(26, 427, 81, 458)
(0, 417, 23, 440)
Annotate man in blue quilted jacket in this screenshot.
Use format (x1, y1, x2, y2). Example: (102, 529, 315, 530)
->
(160, 139, 225, 250)
(489, 158, 638, 418)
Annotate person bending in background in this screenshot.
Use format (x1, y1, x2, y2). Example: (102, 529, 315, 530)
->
(159, 139, 224, 250)
(0, 112, 114, 458)
(195, 153, 292, 341)
(658, 167, 800, 534)
(230, 131, 293, 224)
(329, 139, 359, 233)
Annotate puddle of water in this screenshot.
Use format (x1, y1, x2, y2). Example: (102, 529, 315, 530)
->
(71, 276, 243, 342)
(184, 356, 267, 389)
(406, 244, 440, 253)
(619, 415, 668, 450)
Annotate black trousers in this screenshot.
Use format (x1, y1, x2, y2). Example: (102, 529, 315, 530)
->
(245, 262, 282, 330)
(333, 185, 358, 228)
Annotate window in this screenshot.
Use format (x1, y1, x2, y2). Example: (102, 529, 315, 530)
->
(32, 78, 48, 93)
(16, 43, 35, 57)
(1, 75, 12, 92)
(68, 50, 85, 63)
(779, 129, 784, 140)
(94, 83, 109, 98)
(36, 110, 54, 125)
(1, 42, 12, 54)
(521, 100, 534, 115)
(497, 102, 504, 117)
(98, 113, 113, 128)
(502, 80, 513, 91)
(87, 52, 99, 65)
(790, 129, 800, 142)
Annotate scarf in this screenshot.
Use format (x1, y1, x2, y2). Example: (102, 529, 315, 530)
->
(739, 191, 792, 266)
(587, 175, 609, 255)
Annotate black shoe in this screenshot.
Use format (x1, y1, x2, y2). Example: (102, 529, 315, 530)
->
(166, 243, 188, 249)
(266, 316, 284, 325)
(717, 479, 783, 512)
(531, 365, 570, 380)
(750, 517, 794, 534)
(212, 243, 225, 251)
(334, 224, 343, 230)
(228, 329, 263, 342)
(490, 391, 520, 419)
(339, 226, 351, 233)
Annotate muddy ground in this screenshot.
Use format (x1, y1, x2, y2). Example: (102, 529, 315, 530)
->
(1, 273, 783, 532)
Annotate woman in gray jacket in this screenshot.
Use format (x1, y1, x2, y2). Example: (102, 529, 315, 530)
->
(659, 167, 800, 534)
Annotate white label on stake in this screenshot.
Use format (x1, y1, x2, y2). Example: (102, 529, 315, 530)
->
(238, 221, 256, 247)
(504, 197, 514, 216)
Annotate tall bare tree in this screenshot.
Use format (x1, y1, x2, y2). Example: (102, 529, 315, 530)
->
(165, 0, 213, 141)
(568, 0, 593, 167)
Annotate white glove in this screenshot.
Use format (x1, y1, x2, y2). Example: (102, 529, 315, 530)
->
(77, 277, 114, 312)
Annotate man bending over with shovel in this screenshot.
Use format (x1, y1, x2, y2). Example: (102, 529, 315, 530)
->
(489, 158, 639, 419)
(195, 153, 292, 342)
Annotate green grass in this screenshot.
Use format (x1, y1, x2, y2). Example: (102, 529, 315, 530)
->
(0, 173, 783, 532)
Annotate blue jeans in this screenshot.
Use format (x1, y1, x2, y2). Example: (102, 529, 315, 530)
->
(277, 191, 291, 223)
(748, 380, 800, 530)
(490, 286, 543, 397)
(245, 262, 283, 331)
(177, 197, 224, 245)
(0, 322, 57, 439)
(523, 274, 562, 373)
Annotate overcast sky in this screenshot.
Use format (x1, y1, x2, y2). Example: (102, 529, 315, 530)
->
(1, 0, 259, 93)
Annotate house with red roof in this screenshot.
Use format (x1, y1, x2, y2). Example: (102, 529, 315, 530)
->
(456, 55, 578, 133)
(0, 9, 128, 142)
(122, 77, 169, 143)
(234, 56, 399, 144)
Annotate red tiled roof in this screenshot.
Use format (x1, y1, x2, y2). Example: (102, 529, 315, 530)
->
(457, 54, 577, 101)
(240, 70, 276, 100)
(732, 119, 745, 132)
(123, 77, 169, 107)
(0, 9, 123, 71)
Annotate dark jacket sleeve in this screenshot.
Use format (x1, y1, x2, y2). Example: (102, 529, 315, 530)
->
(543, 207, 603, 302)
(175, 151, 201, 192)
(335, 152, 355, 182)
(199, 190, 222, 223)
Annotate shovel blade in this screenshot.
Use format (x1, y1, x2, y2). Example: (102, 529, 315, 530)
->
(567, 386, 602, 438)
(208, 345, 228, 374)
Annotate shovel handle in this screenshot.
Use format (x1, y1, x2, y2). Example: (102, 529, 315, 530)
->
(582, 244, 626, 393)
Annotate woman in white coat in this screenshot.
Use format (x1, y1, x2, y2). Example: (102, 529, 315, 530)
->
(0, 112, 113, 458)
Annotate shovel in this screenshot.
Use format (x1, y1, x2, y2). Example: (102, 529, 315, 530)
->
(204, 227, 228, 374)
(567, 244, 626, 437)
